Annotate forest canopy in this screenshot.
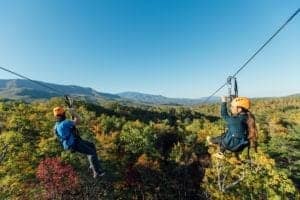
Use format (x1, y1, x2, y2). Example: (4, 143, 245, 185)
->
(0, 96, 299, 199)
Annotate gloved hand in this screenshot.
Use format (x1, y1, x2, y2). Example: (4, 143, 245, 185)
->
(221, 96, 227, 102)
(67, 107, 81, 124)
(68, 107, 76, 115)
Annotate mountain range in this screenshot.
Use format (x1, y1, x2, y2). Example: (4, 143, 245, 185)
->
(0, 79, 217, 105)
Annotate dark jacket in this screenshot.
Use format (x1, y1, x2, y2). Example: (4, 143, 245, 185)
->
(220, 102, 249, 152)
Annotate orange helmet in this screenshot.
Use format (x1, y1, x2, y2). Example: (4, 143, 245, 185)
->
(53, 106, 65, 117)
(231, 97, 250, 110)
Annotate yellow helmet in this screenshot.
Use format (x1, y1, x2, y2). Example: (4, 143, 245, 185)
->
(231, 97, 250, 110)
(53, 106, 65, 117)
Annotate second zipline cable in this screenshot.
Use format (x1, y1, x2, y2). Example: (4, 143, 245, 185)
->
(202, 8, 300, 104)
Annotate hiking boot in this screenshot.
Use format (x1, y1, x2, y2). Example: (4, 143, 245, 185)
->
(98, 171, 105, 177)
(213, 152, 225, 159)
(93, 171, 105, 179)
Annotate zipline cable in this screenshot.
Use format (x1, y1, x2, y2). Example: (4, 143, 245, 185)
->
(202, 8, 300, 104)
(0, 66, 65, 95)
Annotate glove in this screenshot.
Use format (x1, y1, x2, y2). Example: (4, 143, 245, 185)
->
(221, 96, 227, 102)
(68, 108, 76, 115)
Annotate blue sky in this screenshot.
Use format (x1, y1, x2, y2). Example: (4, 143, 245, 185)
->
(0, 0, 299, 98)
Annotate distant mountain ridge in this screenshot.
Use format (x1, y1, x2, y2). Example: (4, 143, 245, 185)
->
(117, 92, 216, 105)
(0, 79, 121, 101)
(0, 79, 217, 105)
(288, 93, 300, 97)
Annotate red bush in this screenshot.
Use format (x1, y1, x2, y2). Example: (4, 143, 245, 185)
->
(36, 157, 79, 198)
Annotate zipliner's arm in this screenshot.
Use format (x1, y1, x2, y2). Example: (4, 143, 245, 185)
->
(69, 108, 81, 125)
(221, 96, 229, 121)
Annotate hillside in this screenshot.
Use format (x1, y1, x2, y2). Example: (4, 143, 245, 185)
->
(0, 79, 217, 105)
(118, 91, 218, 105)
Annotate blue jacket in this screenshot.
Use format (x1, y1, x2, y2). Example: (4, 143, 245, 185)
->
(221, 102, 249, 152)
(54, 120, 76, 150)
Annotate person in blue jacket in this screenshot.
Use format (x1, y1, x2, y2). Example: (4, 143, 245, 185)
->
(53, 106, 105, 178)
(207, 96, 257, 159)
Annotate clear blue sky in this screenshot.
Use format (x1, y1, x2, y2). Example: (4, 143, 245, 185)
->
(0, 0, 299, 98)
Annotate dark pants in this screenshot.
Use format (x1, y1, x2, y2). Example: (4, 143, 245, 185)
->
(210, 135, 226, 153)
(72, 138, 103, 173)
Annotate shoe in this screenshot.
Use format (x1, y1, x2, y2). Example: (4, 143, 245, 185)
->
(206, 136, 213, 145)
(99, 171, 105, 177)
(93, 171, 105, 179)
(213, 152, 225, 159)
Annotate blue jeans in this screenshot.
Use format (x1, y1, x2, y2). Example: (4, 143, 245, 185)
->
(72, 138, 103, 173)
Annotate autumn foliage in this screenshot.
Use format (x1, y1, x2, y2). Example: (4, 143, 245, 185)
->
(0, 97, 300, 199)
(36, 157, 79, 199)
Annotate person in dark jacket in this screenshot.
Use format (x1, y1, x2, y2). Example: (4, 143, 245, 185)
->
(207, 96, 257, 159)
(53, 106, 105, 178)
